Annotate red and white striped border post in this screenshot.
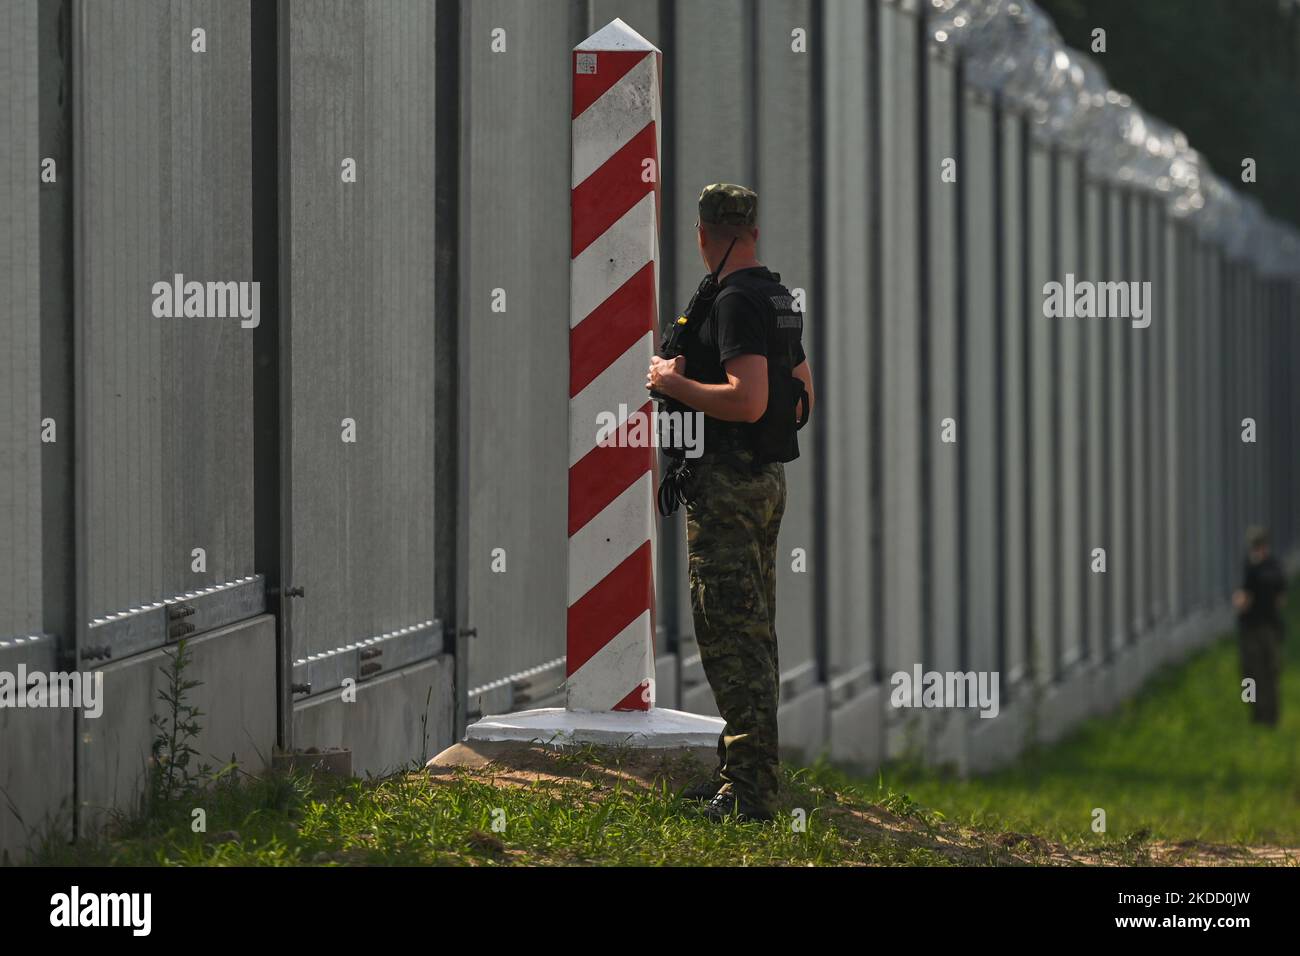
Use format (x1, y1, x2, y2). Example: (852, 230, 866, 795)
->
(567, 19, 662, 712)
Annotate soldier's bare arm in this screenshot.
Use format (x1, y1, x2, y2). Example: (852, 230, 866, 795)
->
(647, 353, 769, 423)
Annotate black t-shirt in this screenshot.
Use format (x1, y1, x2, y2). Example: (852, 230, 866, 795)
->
(687, 267, 806, 380)
(1240, 554, 1286, 628)
(679, 267, 806, 453)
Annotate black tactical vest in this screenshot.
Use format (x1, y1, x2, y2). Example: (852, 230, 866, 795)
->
(709, 269, 809, 464)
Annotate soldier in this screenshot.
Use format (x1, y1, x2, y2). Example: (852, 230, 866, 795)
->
(646, 184, 815, 822)
(1232, 526, 1287, 726)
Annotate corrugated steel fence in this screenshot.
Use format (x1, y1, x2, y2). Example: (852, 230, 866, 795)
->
(2, 0, 1298, 860)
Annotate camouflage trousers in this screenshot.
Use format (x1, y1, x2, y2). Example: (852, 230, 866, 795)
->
(1238, 623, 1283, 726)
(684, 447, 786, 815)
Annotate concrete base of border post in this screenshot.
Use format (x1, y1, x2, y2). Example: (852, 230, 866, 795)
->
(426, 707, 725, 768)
(438, 706, 723, 751)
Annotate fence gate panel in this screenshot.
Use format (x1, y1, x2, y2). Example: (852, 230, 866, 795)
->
(926, 49, 960, 677)
(284, 0, 448, 771)
(822, 0, 874, 684)
(73, 0, 272, 833)
(1083, 175, 1107, 661)
(1057, 153, 1084, 673)
(458, 0, 579, 717)
(961, 90, 999, 679)
(879, 0, 923, 682)
(0, 0, 74, 861)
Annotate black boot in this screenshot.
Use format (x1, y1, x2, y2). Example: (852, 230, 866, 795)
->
(678, 774, 723, 803)
(699, 783, 774, 823)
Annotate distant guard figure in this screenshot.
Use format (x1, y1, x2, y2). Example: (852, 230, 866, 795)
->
(1232, 526, 1287, 726)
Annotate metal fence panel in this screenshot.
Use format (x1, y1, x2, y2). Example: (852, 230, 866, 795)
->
(1252, 269, 1267, 531)
(1146, 202, 1168, 628)
(927, 52, 959, 673)
(1127, 196, 1148, 638)
(0, 0, 42, 641)
(79, 616, 276, 837)
(999, 109, 1027, 685)
(1242, 265, 1255, 553)
(1197, 235, 1213, 607)
(1027, 144, 1054, 681)
(1193, 232, 1209, 608)
(1106, 188, 1129, 650)
(1228, 259, 1242, 594)
(1243, 268, 1255, 535)
(1187, 235, 1201, 608)
(1199, 238, 1214, 602)
(1057, 152, 1083, 671)
(1165, 221, 1183, 621)
(757, 0, 816, 685)
(1224, 261, 1239, 582)
(822, 0, 873, 679)
(1253, 273, 1263, 535)
(1210, 250, 1226, 597)
(1196, 240, 1212, 605)
(0, 4, 62, 850)
(589, 0, 659, 38)
(962, 91, 998, 676)
(1266, 278, 1287, 543)
(0, 636, 72, 859)
(80, 0, 255, 628)
(1238, 263, 1249, 565)
(459, 0, 578, 704)
(1174, 227, 1187, 612)
(879, 0, 922, 675)
(1216, 254, 1229, 590)
(284, 0, 439, 673)
(1083, 176, 1106, 659)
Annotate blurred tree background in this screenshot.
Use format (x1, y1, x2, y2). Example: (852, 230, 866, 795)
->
(1038, 0, 1300, 230)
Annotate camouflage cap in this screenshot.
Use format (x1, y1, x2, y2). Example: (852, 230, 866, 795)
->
(698, 183, 758, 226)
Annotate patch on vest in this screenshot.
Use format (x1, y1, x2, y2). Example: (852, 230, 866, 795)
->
(776, 312, 802, 329)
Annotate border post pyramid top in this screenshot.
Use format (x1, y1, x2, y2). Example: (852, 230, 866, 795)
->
(575, 17, 660, 53)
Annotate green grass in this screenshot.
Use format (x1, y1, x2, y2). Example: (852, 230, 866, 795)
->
(17, 595, 1300, 866)
(880, 618, 1300, 848)
(27, 756, 960, 867)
